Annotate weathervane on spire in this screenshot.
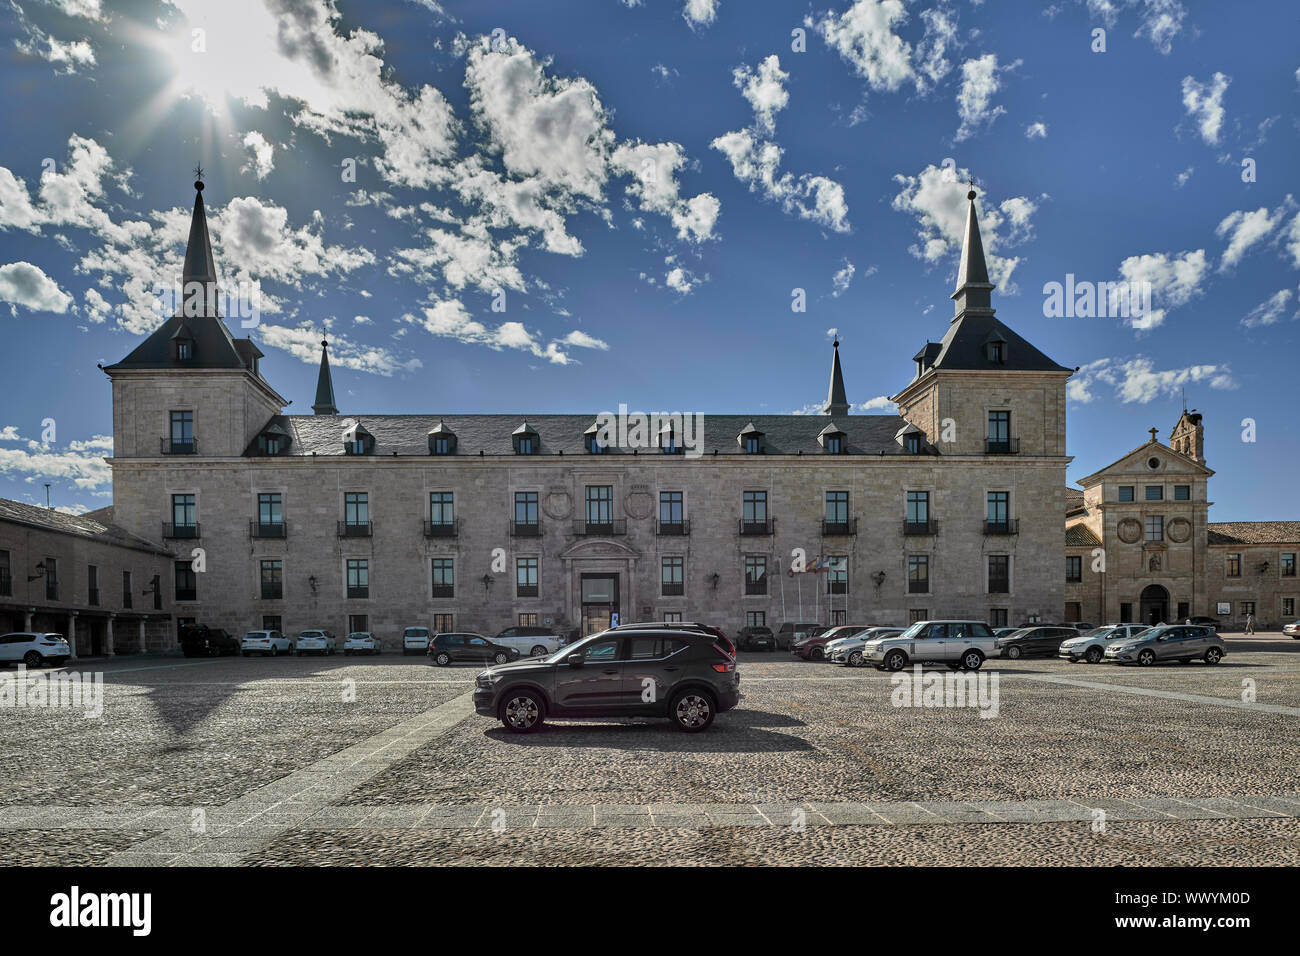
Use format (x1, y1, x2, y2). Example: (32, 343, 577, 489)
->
(966, 176, 976, 200)
(193, 163, 204, 181)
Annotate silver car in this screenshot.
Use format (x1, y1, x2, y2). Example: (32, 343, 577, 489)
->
(1103, 624, 1225, 666)
(1058, 624, 1149, 664)
(862, 620, 998, 671)
(828, 627, 904, 666)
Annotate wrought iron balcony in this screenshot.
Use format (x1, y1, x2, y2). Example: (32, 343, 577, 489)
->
(250, 521, 287, 539)
(574, 519, 627, 536)
(423, 519, 459, 538)
(821, 518, 858, 536)
(983, 519, 1020, 536)
(163, 522, 201, 539)
(738, 518, 775, 536)
(261, 584, 283, 600)
(510, 520, 541, 537)
(984, 437, 1020, 455)
(161, 437, 197, 455)
(337, 521, 373, 538)
(347, 585, 370, 599)
(661, 582, 684, 596)
(516, 584, 539, 597)
(902, 519, 938, 536)
(744, 577, 768, 595)
(657, 519, 691, 536)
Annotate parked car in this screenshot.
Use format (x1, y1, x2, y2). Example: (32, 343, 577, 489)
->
(736, 625, 776, 651)
(1058, 624, 1149, 663)
(1284, 621, 1300, 639)
(993, 627, 1019, 639)
(828, 626, 904, 666)
(862, 621, 997, 671)
(402, 626, 431, 655)
(491, 625, 566, 658)
(1103, 624, 1225, 666)
(609, 621, 736, 658)
(792, 624, 871, 661)
(775, 621, 825, 651)
(180, 624, 240, 657)
(1069, 622, 1096, 631)
(295, 630, 337, 656)
(0, 632, 71, 667)
(343, 632, 381, 655)
(1187, 616, 1221, 631)
(240, 629, 292, 657)
(429, 632, 520, 666)
(473, 626, 740, 734)
(995, 625, 1079, 660)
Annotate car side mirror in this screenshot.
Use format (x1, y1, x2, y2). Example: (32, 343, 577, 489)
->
(567, 653, 584, 667)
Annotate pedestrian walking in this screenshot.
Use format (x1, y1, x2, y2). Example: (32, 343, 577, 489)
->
(1245, 613, 1255, 635)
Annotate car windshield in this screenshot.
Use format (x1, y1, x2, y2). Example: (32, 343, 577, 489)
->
(1006, 628, 1035, 639)
(348, 633, 369, 640)
(1081, 627, 1112, 637)
(244, 632, 266, 639)
(542, 633, 612, 663)
(405, 628, 429, 637)
(299, 631, 323, 638)
(898, 621, 927, 639)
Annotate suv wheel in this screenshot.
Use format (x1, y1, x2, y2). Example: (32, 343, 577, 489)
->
(1204, 647, 1222, 665)
(269, 645, 278, 657)
(848, 650, 863, 667)
(22, 651, 43, 667)
(434, 651, 451, 667)
(1138, 649, 1156, 666)
(1005, 645, 1022, 660)
(809, 647, 824, 661)
(493, 652, 510, 665)
(671, 689, 715, 732)
(884, 649, 908, 672)
(959, 649, 985, 671)
(501, 691, 544, 733)
(530, 645, 548, 657)
(1085, 646, 1103, 664)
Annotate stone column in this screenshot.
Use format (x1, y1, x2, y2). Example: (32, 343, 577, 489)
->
(105, 614, 115, 656)
(138, 619, 146, 655)
(65, 610, 78, 659)
(23, 609, 33, 631)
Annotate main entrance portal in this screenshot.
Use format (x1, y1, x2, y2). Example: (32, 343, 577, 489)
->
(580, 574, 620, 636)
(1139, 584, 1169, 626)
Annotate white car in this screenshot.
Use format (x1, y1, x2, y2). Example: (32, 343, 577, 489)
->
(1283, 621, 1300, 639)
(489, 626, 565, 657)
(0, 632, 71, 667)
(828, 627, 905, 666)
(402, 626, 431, 655)
(295, 630, 337, 655)
(1058, 624, 1149, 663)
(241, 629, 292, 656)
(344, 632, 381, 655)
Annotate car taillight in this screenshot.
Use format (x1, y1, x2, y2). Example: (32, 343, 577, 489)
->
(712, 661, 735, 673)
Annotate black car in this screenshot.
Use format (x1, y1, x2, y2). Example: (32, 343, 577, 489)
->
(473, 628, 741, 733)
(736, 625, 775, 651)
(428, 632, 520, 666)
(179, 624, 240, 657)
(1187, 616, 1220, 630)
(610, 620, 736, 658)
(995, 625, 1078, 659)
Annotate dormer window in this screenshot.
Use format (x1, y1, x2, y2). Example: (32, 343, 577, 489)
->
(176, 340, 192, 361)
(738, 423, 764, 454)
(988, 342, 1004, 362)
(256, 422, 290, 456)
(428, 421, 456, 456)
(896, 423, 924, 455)
(659, 419, 684, 455)
(342, 423, 374, 456)
(513, 422, 539, 455)
(818, 422, 846, 454)
(583, 421, 605, 454)
(905, 435, 921, 454)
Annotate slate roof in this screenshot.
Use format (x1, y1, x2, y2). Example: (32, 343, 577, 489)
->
(0, 498, 173, 555)
(1066, 524, 1102, 547)
(244, 413, 924, 458)
(922, 313, 1073, 374)
(1206, 522, 1300, 546)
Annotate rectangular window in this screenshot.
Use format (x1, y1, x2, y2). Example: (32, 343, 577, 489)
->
(517, 435, 534, 455)
(518, 612, 539, 627)
(1226, 553, 1241, 577)
(514, 491, 539, 528)
(585, 485, 614, 528)
(429, 491, 454, 526)
(1066, 555, 1082, 583)
(1174, 485, 1191, 501)
(260, 560, 283, 599)
(169, 410, 194, 452)
(907, 555, 929, 594)
(825, 435, 843, 454)
(1241, 601, 1255, 616)
(262, 615, 282, 632)
(258, 493, 282, 527)
(744, 555, 768, 595)
(87, 565, 99, 606)
(1145, 485, 1164, 501)
(988, 410, 1010, 442)
(516, 557, 538, 597)
(1284, 598, 1296, 617)
(1065, 602, 1082, 623)
(987, 491, 1010, 524)
(830, 609, 847, 626)
(906, 491, 929, 524)
(660, 491, 684, 524)
(347, 559, 370, 598)
(121, 570, 132, 609)
(827, 556, 848, 594)
(746, 611, 766, 628)
(430, 558, 452, 599)
(663, 611, 683, 623)
(0, 550, 9, 598)
(908, 608, 929, 624)
(348, 614, 369, 633)
(1118, 486, 1134, 502)
(989, 608, 1008, 628)
(45, 557, 58, 601)
(1282, 553, 1296, 578)
(174, 561, 196, 602)
(742, 490, 768, 524)
(1120, 602, 1133, 623)
(825, 491, 849, 523)
(344, 492, 369, 527)
(433, 613, 454, 632)
(661, 556, 684, 596)
(172, 493, 196, 531)
(988, 555, 1010, 594)
(432, 436, 451, 455)
(1145, 515, 1164, 542)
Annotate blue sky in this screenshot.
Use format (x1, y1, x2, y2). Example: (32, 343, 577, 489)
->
(0, 0, 1296, 520)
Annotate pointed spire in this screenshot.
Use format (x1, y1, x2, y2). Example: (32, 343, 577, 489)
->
(313, 339, 338, 415)
(824, 338, 849, 416)
(951, 183, 995, 320)
(181, 173, 219, 317)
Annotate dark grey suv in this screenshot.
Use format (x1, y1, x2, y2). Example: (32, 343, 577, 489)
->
(473, 628, 741, 734)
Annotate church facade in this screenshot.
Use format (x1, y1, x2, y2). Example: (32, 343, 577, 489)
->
(98, 180, 1077, 648)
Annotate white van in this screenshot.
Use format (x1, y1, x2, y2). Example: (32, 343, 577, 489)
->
(403, 626, 431, 655)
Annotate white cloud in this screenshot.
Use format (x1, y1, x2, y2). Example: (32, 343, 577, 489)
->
(0, 261, 73, 313)
(1133, 0, 1186, 54)
(683, 0, 719, 29)
(734, 55, 789, 133)
(955, 53, 1012, 142)
(858, 395, 896, 412)
(1174, 166, 1194, 188)
(812, 0, 915, 92)
(561, 329, 609, 350)
(609, 142, 720, 242)
(1181, 72, 1230, 146)
(1285, 210, 1300, 269)
(50, 0, 105, 19)
(241, 131, 275, 180)
(1241, 288, 1295, 328)
(83, 286, 111, 323)
(915, 6, 958, 89)
(1067, 356, 1236, 404)
(1025, 122, 1048, 139)
(891, 164, 1038, 291)
(1113, 248, 1209, 330)
(1215, 205, 1283, 271)
(256, 323, 421, 376)
(410, 300, 578, 364)
(831, 260, 855, 297)
(0, 430, 113, 490)
(665, 267, 696, 294)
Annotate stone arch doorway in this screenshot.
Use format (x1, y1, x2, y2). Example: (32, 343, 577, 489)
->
(1139, 584, 1169, 626)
